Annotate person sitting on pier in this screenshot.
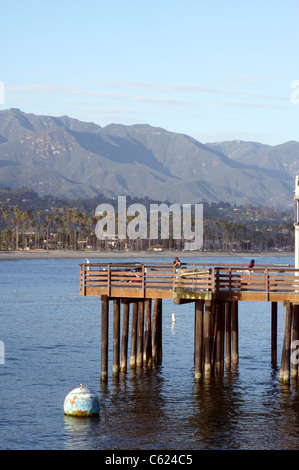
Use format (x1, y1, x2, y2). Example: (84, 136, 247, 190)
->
(243, 259, 255, 280)
(248, 259, 255, 269)
(131, 266, 142, 282)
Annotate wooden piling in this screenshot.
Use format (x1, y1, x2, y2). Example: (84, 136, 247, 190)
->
(221, 302, 225, 372)
(156, 299, 162, 364)
(112, 299, 120, 376)
(130, 301, 138, 369)
(101, 296, 109, 381)
(291, 304, 299, 379)
(279, 301, 293, 383)
(137, 300, 144, 367)
(152, 299, 159, 364)
(194, 300, 204, 382)
(271, 302, 278, 366)
(203, 300, 212, 379)
(231, 301, 239, 367)
(211, 302, 216, 372)
(143, 299, 152, 369)
(225, 301, 231, 370)
(215, 302, 222, 375)
(120, 301, 129, 373)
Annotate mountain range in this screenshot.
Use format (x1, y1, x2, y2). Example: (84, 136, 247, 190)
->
(0, 108, 298, 209)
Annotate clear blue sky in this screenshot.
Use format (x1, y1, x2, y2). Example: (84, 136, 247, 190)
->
(1, 0, 299, 145)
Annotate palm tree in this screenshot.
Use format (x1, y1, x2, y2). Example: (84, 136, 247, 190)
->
(13, 206, 22, 250)
(36, 209, 43, 249)
(45, 213, 53, 252)
(20, 211, 29, 249)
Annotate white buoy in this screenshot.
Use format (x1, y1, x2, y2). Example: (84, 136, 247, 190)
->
(64, 384, 100, 417)
(172, 313, 176, 323)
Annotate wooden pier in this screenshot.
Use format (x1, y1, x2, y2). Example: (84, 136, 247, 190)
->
(79, 261, 299, 383)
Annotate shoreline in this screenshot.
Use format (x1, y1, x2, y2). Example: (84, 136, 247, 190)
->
(0, 249, 293, 260)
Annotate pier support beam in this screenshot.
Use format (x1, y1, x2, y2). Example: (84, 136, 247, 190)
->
(194, 300, 204, 382)
(231, 301, 239, 367)
(279, 301, 293, 383)
(101, 296, 109, 381)
(215, 301, 223, 375)
(143, 299, 152, 369)
(137, 300, 144, 367)
(112, 299, 120, 377)
(157, 299, 163, 364)
(120, 301, 129, 373)
(203, 300, 212, 379)
(225, 301, 231, 370)
(130, 301, 138, 369)
(271, 302, 278, 366)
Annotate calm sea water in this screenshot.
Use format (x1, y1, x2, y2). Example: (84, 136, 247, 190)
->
(1, 254, 299, 451)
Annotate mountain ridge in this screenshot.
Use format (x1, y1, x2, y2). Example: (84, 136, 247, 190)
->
(0, 108, 297, 208)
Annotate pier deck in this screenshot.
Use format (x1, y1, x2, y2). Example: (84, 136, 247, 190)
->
(79, 261, 299, 384)
(79, 261, 299, 304)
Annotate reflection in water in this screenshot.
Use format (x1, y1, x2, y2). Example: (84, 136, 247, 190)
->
(64, 363, 299, 450)
(192, 372, 243, 449)
(64, 415, 100, 450)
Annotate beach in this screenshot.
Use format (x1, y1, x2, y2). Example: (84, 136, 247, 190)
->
(0, 249, 292, 260)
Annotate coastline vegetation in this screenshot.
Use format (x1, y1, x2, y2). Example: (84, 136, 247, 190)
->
(0, 187, 294, 252)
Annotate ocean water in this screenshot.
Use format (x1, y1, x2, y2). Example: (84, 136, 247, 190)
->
(1, 254, 299, 451)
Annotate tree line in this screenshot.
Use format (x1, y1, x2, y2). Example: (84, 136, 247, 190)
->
(0, 203, 294, 252)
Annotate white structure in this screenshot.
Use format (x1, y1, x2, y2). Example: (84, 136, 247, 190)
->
(295, 176, 299, 271)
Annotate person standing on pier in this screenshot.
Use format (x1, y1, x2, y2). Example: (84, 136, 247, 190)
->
(173, 256, 181, 273)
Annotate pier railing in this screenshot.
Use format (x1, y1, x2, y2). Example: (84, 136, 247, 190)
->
(80, 262, 175, 298)
(80, 261, 299, 301)
(176, 265, 299, 301)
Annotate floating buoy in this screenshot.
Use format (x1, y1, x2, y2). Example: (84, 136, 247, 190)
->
(64, 384, 100, 417)
(172, 313, 176, 323)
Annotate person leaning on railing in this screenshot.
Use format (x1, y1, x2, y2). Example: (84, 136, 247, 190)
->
(173, 257, 181, 274)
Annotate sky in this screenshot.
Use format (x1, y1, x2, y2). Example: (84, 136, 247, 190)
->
(1, 0, 299, 146)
